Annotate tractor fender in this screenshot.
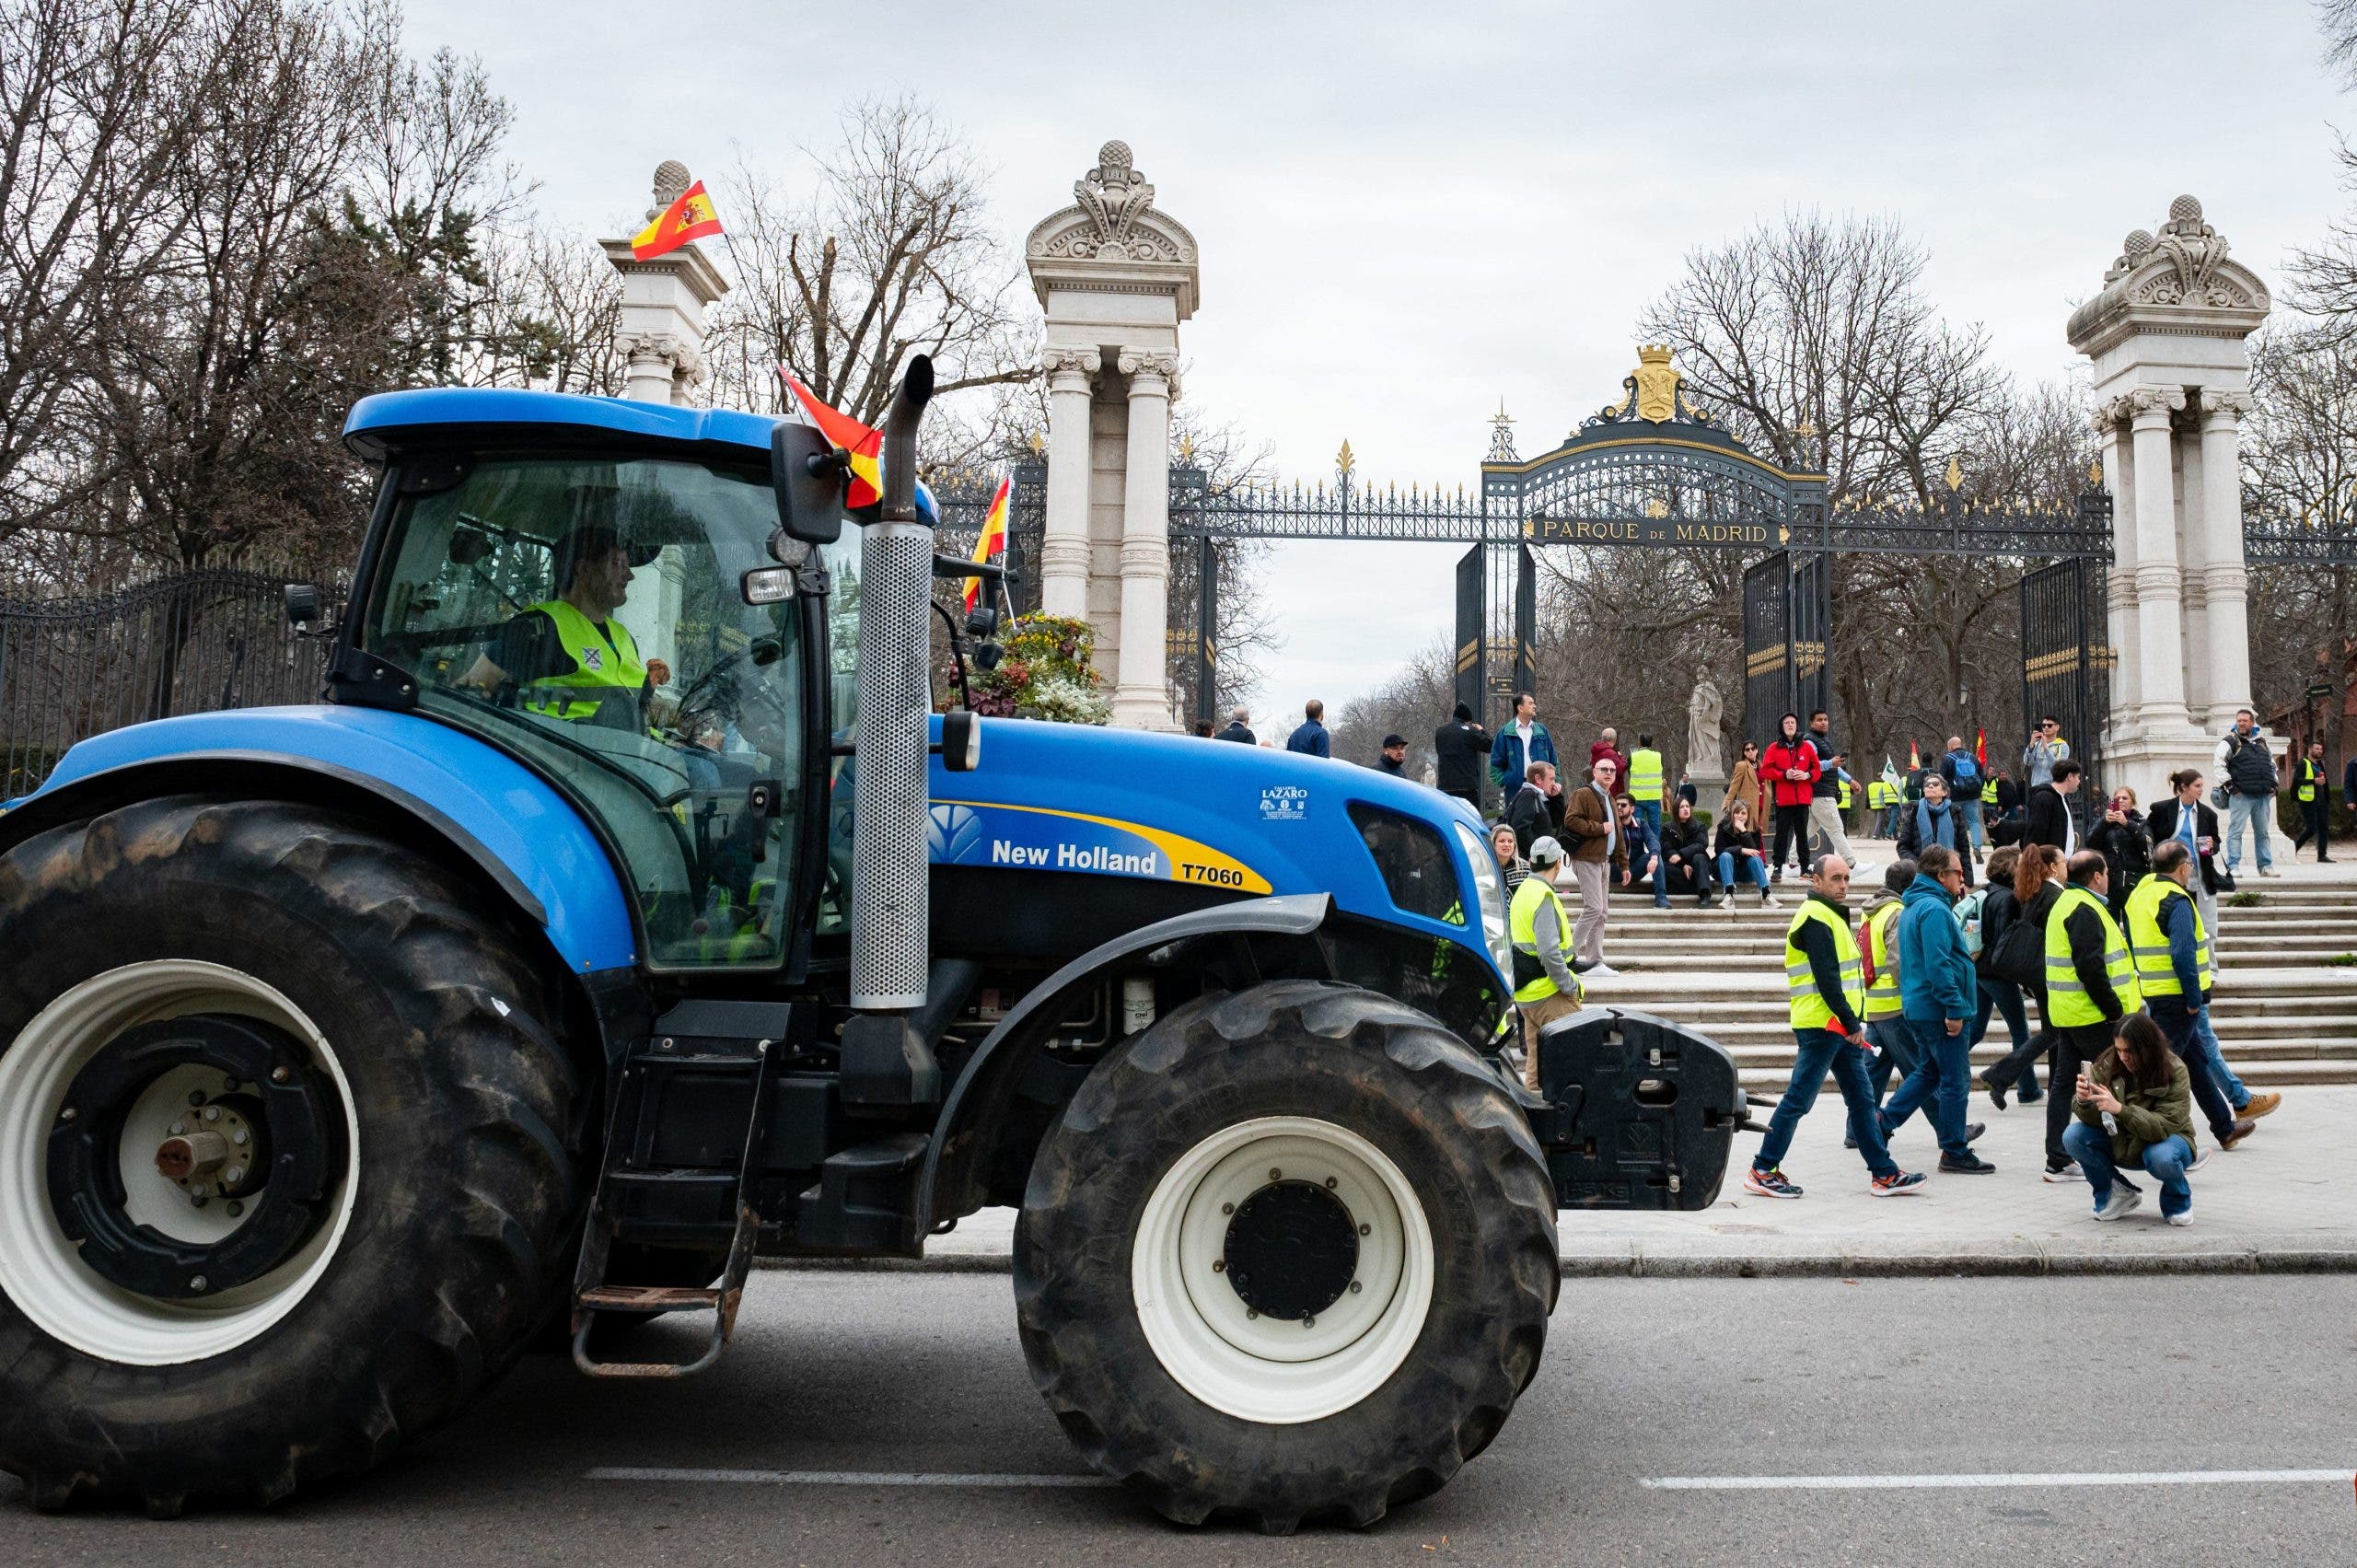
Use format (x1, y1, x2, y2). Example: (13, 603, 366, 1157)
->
(2, 705, 637, 975)
(918, 893, 1335, 1230)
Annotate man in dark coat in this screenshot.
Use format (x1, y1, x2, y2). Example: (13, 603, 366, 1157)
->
(1506, 761, 1563, 857)
(1375, 735, 1409, 776)
(2025, 759, 2083, 854)
(1434, 703, 1489, 810)
(1213, 706, 1255, 745)
(1284, 700, 1330, 758)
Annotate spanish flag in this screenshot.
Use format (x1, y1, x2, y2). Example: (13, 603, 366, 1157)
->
(631, 180, 723, 261)
(778, 369, 883, 510)
(1974, 727, 1987, 768)
(1908, 739, 1922, 770)
(965, 475, 1010, 612)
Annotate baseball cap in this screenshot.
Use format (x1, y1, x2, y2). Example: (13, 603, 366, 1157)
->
(1529, 836, 1564, 866)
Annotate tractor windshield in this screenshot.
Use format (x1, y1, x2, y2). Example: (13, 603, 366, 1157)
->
(360, 450, 855, 970)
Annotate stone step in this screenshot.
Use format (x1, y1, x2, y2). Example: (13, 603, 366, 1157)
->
(1673, 1014, 2357, 1044)
(1591, 935, 2357, 958)
(1736, 1059, 2357, 1093)
(1583, 970, 2357, 1004)
(1719, 1037, 2351, 1066)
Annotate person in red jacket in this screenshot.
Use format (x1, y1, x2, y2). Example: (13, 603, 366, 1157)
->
(1589, 725, 1629, 798)
(1762, 711, 1821, 882)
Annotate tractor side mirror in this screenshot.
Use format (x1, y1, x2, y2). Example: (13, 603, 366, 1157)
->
(771, 419, 846, 547)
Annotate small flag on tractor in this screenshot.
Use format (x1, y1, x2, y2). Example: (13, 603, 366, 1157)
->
(631, 179, 724, 261)
(965, 475, 1010, 613)
(778, 370, 883, 511)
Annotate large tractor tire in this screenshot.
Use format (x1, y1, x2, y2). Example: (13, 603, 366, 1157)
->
(1015, 980, 1559, 1533)
(0, 796, 582, 1514)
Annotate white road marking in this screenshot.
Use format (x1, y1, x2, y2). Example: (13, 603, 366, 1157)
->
(587, 1466, 1116, 1488)
(1643, 1469, 2351, 1492)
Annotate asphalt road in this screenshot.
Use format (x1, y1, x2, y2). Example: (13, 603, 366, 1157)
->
(5, 1272, 2354, 1566)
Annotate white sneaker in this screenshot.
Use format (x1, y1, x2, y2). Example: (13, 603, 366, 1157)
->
(2042, 1162, 2081, 1182)
(1763, 894, 1782, 909)
(2187, 1147, 2212, 1173)
(2259, 867, 2281, 878)
(2165, 1210, 2193, 1227)
(2093, 1187, 2144, 1222)
(1852, 860, 1879, 877)
(1585, 963, 1621, 978)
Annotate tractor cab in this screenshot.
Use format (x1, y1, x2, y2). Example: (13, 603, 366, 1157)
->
(342, 391, 854, 971)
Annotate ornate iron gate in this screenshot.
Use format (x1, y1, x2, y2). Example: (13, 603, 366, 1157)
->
(1454, 545, 1485, 719)
(2020, 556, 2110, 811)
(1740, 551, 1830, 747)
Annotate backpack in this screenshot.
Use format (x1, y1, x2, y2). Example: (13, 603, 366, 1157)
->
(1953, 888, 1987, 958)
(1950, 752, 1980, 791)
(1986, 901, 2044, 988)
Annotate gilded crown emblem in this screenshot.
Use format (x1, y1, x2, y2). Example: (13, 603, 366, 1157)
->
(1632, 344, 1680, 424)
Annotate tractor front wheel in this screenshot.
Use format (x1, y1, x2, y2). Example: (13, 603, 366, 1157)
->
(1015, 981, 1559, 1533)
(0, 796, 581, 1513)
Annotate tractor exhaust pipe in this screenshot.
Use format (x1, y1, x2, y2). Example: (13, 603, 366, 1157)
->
(841, 356, 942, 1108)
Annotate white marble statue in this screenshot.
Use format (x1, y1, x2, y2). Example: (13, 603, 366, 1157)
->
(1687, 670, 1724, 777)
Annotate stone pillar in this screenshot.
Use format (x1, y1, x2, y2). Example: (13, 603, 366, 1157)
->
(2126, 389, 2189, 730)
(1113, 353, 1176, 726)
(1024, 142, 1200, 730)
(1040, 348, 1097, 620)
(2198, 392, 2257, 733)
(2067, 195, 2271, 807)
(600, 163, 727, 408)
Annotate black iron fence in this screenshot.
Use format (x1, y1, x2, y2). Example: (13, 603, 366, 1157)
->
(0, 570, 330, 797)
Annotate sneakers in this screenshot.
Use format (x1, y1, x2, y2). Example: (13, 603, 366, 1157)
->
(2094, 1186, 2144, 1222)
(2241, 1092, 2282, 1120)
(2165, 1209, 2194, 1227)
(1763, 892, 1782, 909)
(1724, 898, 1741, 914)
(1585, 963, 1621, 979)
(1938, 1151, 1997, 1174)
(1745, 1167, 1804, 1200)
(1964, 1121, 1987, 1144)
(2220, 1118, 2258, 1149)
(2259, 866, 2281, 878)
(2043, 1161, 2082, 1182)
(1871, 1169, 1928, 1197)
(2188, 1145, 2213, 1174)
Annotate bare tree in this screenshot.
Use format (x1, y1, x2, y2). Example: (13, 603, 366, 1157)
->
(703, 96, 1035, 425)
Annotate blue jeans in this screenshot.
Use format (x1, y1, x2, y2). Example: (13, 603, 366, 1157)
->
(1633, 799, 1663, 842)
(1971, 978, 2038, 1098)
(1716, 851, 1771, 892)
(2226, 792, 2274, 871)
(1865, 1016, 1918, 1100)
(2148, 996, 2237, 1141)
(2061, 1122, 2191, 1218)
(1963, 805, 1986, 851)
(2192, 1009, 2249, 1108)
(1753, 1028, 1899, 1179)
(1881, 1016, 1974, 1156)
(1877, 805, 1900, 839)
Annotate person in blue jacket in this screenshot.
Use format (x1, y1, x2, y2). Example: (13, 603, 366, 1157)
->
(1876, 844, 1997, 1174)
(1284, 699, 1330, 758)
(1488, 691, 1558, 792)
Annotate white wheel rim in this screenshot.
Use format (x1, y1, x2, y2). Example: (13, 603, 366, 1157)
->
(0, 961, 361, 1365)
(1132, 1115, 1434, 1424)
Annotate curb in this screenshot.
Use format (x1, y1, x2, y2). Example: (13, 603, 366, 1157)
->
(761, 1244, 2357, 1281)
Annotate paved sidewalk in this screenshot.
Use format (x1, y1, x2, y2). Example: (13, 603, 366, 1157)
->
(774, 1085, 2357, 1280)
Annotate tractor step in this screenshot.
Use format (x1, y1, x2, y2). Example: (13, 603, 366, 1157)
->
(570, 1001, 790, 1379)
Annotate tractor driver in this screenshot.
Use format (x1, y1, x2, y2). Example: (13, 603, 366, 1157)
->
(459, 520, 673, 730)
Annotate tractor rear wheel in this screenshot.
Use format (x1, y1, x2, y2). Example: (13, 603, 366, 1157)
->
(1015, 980, 1558, 1533)
(0, 796, 581, 1513)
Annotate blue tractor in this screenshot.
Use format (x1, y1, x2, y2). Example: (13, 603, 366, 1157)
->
(0, 360, 1739, 1528)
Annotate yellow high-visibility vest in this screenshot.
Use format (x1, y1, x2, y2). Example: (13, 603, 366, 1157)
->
(2043, 883, 2142, 1027)
(1627, 748, 1665, 804)
(1862, 901, 1904, 1019)
(2298, 758, 2323, 803)
(2124, 876, 2211, 999)
(520, 599, 647, 724)
(1785, 898, 1864, 1030)
(1509, 875, 1581, 1005)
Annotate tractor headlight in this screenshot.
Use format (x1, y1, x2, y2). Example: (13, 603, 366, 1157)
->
(1452, 822, 1514, 983)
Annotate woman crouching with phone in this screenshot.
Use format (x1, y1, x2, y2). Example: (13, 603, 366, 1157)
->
(2062, 1013, 2199, 1225)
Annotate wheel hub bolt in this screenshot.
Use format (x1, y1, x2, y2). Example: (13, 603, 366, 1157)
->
(157, 1130, 230, 1180)
(1324, 1177, 1337, 1190)
(226, 1201, 244, 1217)
(202, 1106, 222, 1123)
(1221, 1202, 1234, 1215)
(271, 1066, 291, 1085)
(1350, 1281, 1363, 1294)
(188, 1276, 206, 1293)
(224, 1167, 246, 1186)
(231, 1129, 250, 1146)
(1359, 1224, 1372, 1237)
(58, 1107, 76, 1123)
(1268, 1168, 1282, 1180)
(188, 1090, 206, 1107)
(1246, 1309, 1258, 1319)
(1302, 1315, 1316, 1328)
(1212, 1260, 1225, 1272)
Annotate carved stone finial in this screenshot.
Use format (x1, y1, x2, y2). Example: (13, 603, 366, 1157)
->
(1073, 140, 1156, 259)
(2167, 194, 2204, 228)
(650, 160, 691, 220)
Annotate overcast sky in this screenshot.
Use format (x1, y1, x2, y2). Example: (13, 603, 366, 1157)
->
(407, 0, 2351, 718)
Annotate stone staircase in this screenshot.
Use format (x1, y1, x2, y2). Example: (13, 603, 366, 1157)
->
(1581, 875, 2357, 1092)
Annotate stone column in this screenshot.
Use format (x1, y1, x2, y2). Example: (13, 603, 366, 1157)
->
(1111, 352, 1176, 727)
(2097, 412, 2139, 721)
(2199, 392, 2257, 733)
(1040, 348, 1098, 620)
(2127, 388, 2189, 731)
